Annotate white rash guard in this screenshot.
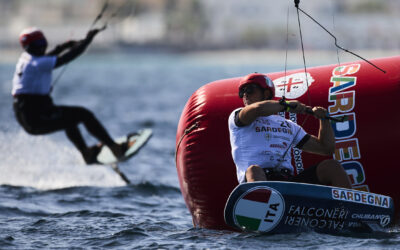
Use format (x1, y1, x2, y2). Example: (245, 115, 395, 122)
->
(12, 52, 57, 96)
(228, 107, 309, 183)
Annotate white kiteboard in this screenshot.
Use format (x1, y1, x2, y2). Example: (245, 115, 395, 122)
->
(96, 128, 152, 165)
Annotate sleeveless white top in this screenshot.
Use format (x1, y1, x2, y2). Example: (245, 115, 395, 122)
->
(228, 108, 308, 183)
(12, 52, 57, 96)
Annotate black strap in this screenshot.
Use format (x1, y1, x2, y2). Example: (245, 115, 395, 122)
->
(295, 134, 310, 149)
(264, 168, 293, 181)
(234, 109, 246, 127)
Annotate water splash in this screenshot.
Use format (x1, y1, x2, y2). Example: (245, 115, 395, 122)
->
(0, 131, 125, 189)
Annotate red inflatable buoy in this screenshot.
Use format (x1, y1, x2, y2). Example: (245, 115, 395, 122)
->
(176, 56, 400, 229)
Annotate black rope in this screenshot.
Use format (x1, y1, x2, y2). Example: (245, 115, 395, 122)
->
(283, 5, 290, 99)
(175, 122, 200, 163)
(274, 5, 291, 169)
(295, 6, 312, 108)
(52, 0, 110, 90)
(275, 0, 354, 171)
(294, 0, 355, 124)
(274, 4, 311, 171)
(331, 12, 342, 69)
(99, 0, 134, 29)
(296, 4, 386, 74)
(90, 0, 109, 30)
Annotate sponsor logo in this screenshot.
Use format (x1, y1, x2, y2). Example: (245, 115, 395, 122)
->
(342, 161, 365, 185)
(270, 142, 287, 149)
(280, 121, 291, 128)
(254, 119, 270, 125)
(255, 126, 293, 134)
(332, 189, 390, 208)
(234, 187, 285, 232)
(334, 138, 361, 161)
(328, 64, 369, 190)
(293, 148, 304, 174)
(288, 205, 349, 219)
(351, 213, 390, 221)
(284, 205, 348, 230)
(349, 215, 392, 229)
(274, 72, 315, 99)
(331, 112, 356, 139)
(380, 215, 391, 227)
(289, 113, 303, 174)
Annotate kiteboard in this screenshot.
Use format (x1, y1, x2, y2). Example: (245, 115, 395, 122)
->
(96, 128, 153, 165)
(224, 181, 394, 235)
(95, 128, 152, 185)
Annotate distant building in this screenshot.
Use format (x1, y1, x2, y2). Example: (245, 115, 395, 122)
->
(1, 0, 399, 51)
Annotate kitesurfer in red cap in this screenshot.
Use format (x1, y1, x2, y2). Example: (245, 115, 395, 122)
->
(12, 27, 127, 164)
(228, 73, 352, 188)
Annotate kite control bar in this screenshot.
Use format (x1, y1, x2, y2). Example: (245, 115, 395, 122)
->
(279, 99, 346, 123)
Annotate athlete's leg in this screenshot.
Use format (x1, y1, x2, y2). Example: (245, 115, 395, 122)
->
(56, 106, 127, 159)
(68, 107, 114, 145)
(13, 96, 125, 162)
(315, 159, 352, 189)
(65, 126, 102, 164)
(65, 126, 87, 153)
(245, 165, 267, 182)
(16, 100, 127, 161)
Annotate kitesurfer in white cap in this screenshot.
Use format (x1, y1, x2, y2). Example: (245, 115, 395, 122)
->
(228, 73, 352, 188)
(12, 27, 127, 164)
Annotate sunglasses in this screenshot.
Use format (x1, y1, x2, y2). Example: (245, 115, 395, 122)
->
(31, 39, 48, 48)
(239, 84, 261, 98)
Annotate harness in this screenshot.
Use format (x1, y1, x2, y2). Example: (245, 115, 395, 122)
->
(263, 168, 293, 181)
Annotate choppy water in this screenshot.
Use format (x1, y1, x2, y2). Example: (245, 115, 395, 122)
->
(0, 51, 399, 249)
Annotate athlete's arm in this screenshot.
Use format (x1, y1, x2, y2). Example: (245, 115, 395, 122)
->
(47, 40, 78, 56)
(301, 107, 335, 156)
(238, 100, 307, 126)
(53, 29, 102, 68)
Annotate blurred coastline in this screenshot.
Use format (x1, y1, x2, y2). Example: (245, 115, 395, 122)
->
(1, 0, 399, 64)
(3, 48, 399, 69)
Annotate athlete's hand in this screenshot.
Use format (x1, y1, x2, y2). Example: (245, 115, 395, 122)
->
(287, 100, 307, 114)
(63, 40, 78, 48)
(86, 29, 99, 40)
(86, 27, 106, 41)
(311, 106, 328, 120)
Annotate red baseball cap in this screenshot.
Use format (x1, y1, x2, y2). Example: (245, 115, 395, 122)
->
(19, 27, 47, 49)
(238, 73, 275, 99)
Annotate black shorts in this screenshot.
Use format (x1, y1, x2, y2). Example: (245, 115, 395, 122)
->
(290, 165, 321, 185)
(13, 94, 94, 135)
(244, 165, 321, 185)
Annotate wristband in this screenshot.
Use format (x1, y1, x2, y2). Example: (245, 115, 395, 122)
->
(285, 103, 291, 112)
(279, 99, 291, 112)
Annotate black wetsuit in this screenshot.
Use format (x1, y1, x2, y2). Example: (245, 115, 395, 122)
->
(13, 94, 115, 151)
(12, 31, 115, 163)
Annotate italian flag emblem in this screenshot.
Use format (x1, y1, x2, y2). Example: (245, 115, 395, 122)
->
(234, 187, 285, 232)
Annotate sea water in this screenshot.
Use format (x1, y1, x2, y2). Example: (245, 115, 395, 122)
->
(0, 51, 399, 249)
